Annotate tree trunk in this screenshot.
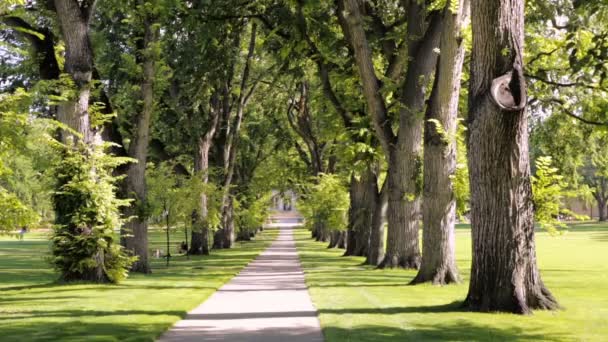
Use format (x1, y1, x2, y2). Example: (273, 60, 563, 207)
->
(328, 231, 339, 248)
(365, 182, 386, 266)
(315, 221, 329, 242)
(598, 199, 607, 222)
(217, 24, 257, 249)
(379, 134, 423, 269)
(122, 13, 157, 274)
(190, 102, 220, 255)
(214, 198, 235, 249)
(52, 0, 108, 283)
(464, 0, 558, 313)
(412, 0, 469, 285)
(341, 0, 442, 269)
(344, 170, 374, 256)
(53, 0, 96, 144)
(337, 231, 347, 249)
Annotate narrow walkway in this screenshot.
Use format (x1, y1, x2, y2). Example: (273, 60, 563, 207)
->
(158, 225, 324, 342)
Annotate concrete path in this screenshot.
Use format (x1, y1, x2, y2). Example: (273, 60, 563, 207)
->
(158, 225, 324, 342)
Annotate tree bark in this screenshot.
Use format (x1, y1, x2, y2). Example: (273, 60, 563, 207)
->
(598, 198, 607, 222)
(344, 169, 374, 256)
(215, 23, 257, 249)
(214, 198, 235, 248)
(412, 0, 469, 285)
(594, 179, 608, 222)
(365, 180, 386, 266)
(190, 95, 221, 255)
(53, 0, 96, 144)
(122, 13, 157, 274)
(341, 0, 442, 269)
(464, 0, 558, 313)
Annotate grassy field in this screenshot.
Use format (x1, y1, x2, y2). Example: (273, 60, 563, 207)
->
(0, 227, 278, 341)
(295, 222, 608, 341)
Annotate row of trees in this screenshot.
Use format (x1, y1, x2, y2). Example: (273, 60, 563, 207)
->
(1, 0, 607, 314)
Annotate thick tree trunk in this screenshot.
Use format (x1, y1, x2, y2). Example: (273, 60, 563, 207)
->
(341, 0, 442, 269)
(190, 143, 212, 255)
(315, 221, 329, 242)
(214, 198, 235, 249)
(53, 0, 96, 144)
(379, 133, 423, 269)
(464, 0, 558, 313)
(365, 183, 386, 266)
(412, 0, 469, 285)
(337, 231, 347, 249)
(52, 0, 109, 283)
(344, 170, 374, 256)
(328, 231, 340, 248)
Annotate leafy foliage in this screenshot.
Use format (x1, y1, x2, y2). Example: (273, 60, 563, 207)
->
(299, 174, 349, 233)
(531, 156, 573, 234)
(50, 143, 135, 283)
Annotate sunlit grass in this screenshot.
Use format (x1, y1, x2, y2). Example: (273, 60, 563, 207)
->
(0, 227, 278, 341)
(296, 223, 608, 341)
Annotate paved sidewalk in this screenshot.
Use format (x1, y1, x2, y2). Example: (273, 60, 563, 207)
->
(158, 225, 324, 342)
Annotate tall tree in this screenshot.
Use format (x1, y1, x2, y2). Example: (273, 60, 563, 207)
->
(213, 22, 259, 249)
(339, 0, 442, 268)
(411, 0, 469, 285)
(121, 0, 159, 273)
(464, 0, 559, 313)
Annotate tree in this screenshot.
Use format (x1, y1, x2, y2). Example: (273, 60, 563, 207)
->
(412, 0, 469, 285)
(464, 0, 558, 313)
(339, 0, 443, 268)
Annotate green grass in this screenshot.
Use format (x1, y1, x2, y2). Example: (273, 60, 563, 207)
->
(0, 227, 278, 341)
(295, 223, 608, 341)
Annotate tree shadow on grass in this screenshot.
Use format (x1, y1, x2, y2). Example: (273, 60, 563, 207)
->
(323, 321, 568, 342)
(0, 319, 173, 341)
(318, 301, 464, 315)
(0, 309, 186, 321)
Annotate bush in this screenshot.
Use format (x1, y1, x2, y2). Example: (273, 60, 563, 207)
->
(298, 174, 349, 239)
(50, 143, 135, 283)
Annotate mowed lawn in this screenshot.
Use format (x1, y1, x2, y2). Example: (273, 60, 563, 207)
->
(295, 223, 608, 341)
(0, 227, 278, 341)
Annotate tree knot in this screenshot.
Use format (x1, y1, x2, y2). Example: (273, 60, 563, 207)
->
(490, 60, 527, 111)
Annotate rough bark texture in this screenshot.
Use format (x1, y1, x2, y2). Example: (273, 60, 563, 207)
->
(190, 96, 221, 255)
(215, 23, 257, 249)
(344, 170, 374, 256)
(214, 199, 235, 249)
(464, 0, 559, 313)
(341, 0, 442, 269)
(53, 0, 96, 144)
(380, 6, 442, 270)
(52, 0, 107, 282)
(412, 0, 469, 285)
(122, 16, 156, 274)
(365, 182, 386, 266)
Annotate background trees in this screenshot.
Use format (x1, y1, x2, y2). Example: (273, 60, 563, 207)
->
(2, 0, 607, 315)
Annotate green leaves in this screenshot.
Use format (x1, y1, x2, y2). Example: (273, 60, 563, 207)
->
(531, 156, 569, 234)
(299, 174, 349, 232)
(50, 142, 135, 283)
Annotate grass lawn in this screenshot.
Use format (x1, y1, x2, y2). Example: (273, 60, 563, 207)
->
(295, 222, 608, 341)
(0, 227, 278, 341)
